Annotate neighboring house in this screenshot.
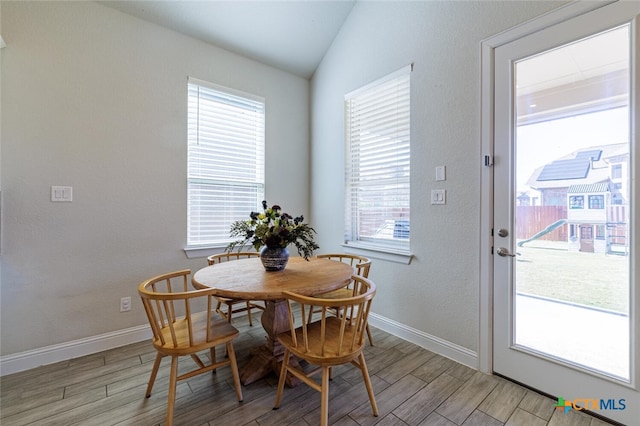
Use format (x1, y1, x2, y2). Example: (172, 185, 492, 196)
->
(527, 143, 629, 254)
(516, 190, 540, 206)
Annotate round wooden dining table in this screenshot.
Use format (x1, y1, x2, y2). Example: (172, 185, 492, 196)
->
(192, 256, 353, 385)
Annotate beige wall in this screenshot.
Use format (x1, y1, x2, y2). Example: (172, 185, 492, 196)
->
(0, 1, 309, 356)
(0, 0, 569, 367)
(310, 1, 565, 354)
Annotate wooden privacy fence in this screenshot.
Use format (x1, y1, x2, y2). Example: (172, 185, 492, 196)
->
(516, 206, 567, 242)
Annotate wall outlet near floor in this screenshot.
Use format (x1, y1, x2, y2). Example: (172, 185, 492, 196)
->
(120, 296, 131, 312)
(51, 186, 73, 202)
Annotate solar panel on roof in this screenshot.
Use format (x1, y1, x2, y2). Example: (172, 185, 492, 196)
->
(536, 159, 590, 181)
(576, 149, 602, 161)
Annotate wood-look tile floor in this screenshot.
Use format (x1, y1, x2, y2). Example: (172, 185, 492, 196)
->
(1, 312, 617, 426)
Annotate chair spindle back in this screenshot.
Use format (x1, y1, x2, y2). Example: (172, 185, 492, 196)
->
(282, 274, 375, 359)
(139, 269, 217, 350)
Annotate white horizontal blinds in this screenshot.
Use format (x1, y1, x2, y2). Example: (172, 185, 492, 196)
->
(345, 66, 411, 246)
(187, 78, 265, 247)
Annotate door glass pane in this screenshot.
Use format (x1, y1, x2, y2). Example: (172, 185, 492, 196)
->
(514, 25, 630, 381)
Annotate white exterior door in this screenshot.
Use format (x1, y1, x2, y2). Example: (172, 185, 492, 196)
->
(492, 2, 639, 424)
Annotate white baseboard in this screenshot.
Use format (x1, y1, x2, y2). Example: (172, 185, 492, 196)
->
(0, 325, 151, 376)
(368, 313, 478, 369)
(1, 312, 477, 377)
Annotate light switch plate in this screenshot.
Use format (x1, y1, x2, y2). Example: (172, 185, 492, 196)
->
(51, 186, 73, 202)
(431, 189, 446, 205)
(435, 166, 446, 181)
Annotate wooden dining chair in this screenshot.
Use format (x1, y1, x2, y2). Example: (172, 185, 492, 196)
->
(138, 269, 243, 426)
(311, 253, 375, 345)
(273, 274, 378, 426)
(207, 252, 265, 326)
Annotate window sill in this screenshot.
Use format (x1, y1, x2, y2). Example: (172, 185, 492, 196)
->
(341, 242, 414, 265)
(184, 245, 229, 259)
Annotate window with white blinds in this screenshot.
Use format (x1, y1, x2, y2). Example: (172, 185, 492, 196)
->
(187, 78, 265, 247)
(345, 65, 411, 250)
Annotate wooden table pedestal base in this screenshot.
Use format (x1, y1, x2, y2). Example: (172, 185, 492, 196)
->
(239, 299, 301, 387)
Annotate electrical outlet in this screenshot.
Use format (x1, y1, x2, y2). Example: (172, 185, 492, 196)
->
(120, 296, 131, 312)
(51, 186, 73, 202)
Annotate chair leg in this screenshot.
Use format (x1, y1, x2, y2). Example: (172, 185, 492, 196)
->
(210, 347, 217, 374)
(226, 342, 243, 402)
(190, 354, 206, 368)
(145, 352, 163, 397)
(226, 303, 233, 323)
(215, 300, 226, 321)
(357, 353, 378, 416)
(366, 324, 375, 346)
(246, 301, 253, 326)
(166, 355, 179, 426)
(273, 348, 290, 409)
(321, 366, 330, 426)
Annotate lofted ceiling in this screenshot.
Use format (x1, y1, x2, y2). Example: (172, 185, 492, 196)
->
(98, 0, 356, 79)
(98, 1, 626, 100)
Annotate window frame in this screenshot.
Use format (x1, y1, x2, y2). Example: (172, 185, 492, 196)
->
(569, 195, 584, 209)
(185, 77, 265, 255)
(588, 194, 605, 209)
(342, 65, 413, 264)
(611, 164, 622, 179)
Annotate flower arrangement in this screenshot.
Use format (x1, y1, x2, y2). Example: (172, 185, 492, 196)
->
(226, 201, 319, 260)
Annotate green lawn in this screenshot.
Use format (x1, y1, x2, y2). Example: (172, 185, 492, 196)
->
(515, 240, 629, 314)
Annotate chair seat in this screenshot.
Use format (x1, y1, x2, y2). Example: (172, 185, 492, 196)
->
(314, 288, 353, 300)
(154, 311, 239, 355)
(216, 296, 265, 308)
(278, 317, 365, 365)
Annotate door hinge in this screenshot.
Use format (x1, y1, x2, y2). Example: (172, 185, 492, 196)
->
(484, 155, 493, 167)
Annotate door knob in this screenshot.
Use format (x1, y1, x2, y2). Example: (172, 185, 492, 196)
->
(496, 247, 516, 257)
